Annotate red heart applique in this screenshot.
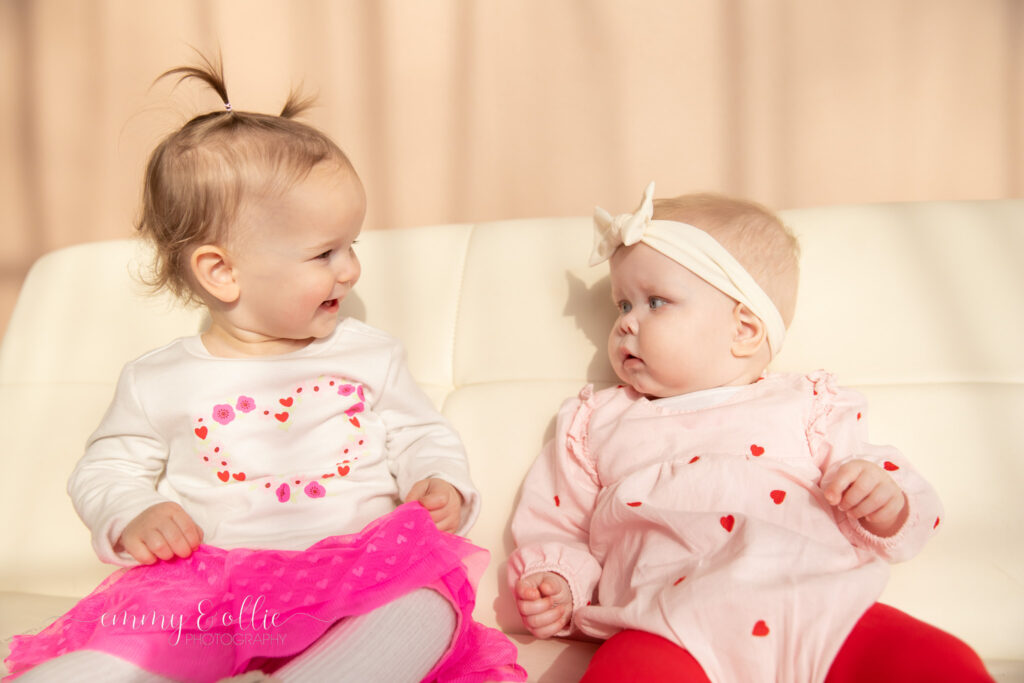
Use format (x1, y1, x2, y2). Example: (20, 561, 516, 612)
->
(232, 472, 246, 481)
(554, 495, 561, 507)
(349, 416, 360, 428)
(217, 471, 230, 482)
(194, 426, 208, 440)
(275, 412, 289, 422)
(770, 490, 786, 504)
(720, 515, 735, 532)
(279, 397, 294, 407)
(627, 501, 643, 507)
(337, 465, 350, 476)
(752, 620, 770, 637)
(688, 456, 700, 464)
(883, 461, 900, 471)
(750, 444, 765, 457)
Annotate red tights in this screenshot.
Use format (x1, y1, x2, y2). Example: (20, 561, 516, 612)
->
(580, 603, 993, 683)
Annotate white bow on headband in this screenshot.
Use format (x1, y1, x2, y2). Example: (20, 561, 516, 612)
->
(590, 182, 787, 358)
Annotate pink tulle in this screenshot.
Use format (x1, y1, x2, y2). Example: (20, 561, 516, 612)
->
(4, 503, 526, 682)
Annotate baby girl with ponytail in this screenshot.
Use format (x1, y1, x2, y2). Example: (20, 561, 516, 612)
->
(4, 54, 524, 683)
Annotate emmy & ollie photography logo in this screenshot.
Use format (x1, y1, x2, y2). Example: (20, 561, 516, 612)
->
(85, 594, 325, 646)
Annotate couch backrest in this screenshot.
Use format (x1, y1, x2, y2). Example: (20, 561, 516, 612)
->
(1, 201, 1021, 660)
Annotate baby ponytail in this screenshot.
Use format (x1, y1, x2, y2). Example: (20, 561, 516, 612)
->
(158, 51, 233, 115)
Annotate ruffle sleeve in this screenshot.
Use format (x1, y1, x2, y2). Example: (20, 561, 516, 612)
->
(806, 371, 943, 563)
(508, 385, 604, 635)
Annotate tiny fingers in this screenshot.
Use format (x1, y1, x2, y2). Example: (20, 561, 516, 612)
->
(122, 536, 158, 565)
(523, 605, 571, 638)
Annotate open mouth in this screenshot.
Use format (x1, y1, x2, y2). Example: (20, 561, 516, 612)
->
(621, 350, 642, 366)
(320, 298, 339, 312)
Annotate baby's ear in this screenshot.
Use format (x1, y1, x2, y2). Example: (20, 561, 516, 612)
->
(730, 302, 768, 358)
(190, 245, 240, 304)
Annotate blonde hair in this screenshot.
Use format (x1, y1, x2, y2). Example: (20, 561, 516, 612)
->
(653, 193, 801, 326)
(137, 52, 356, 304)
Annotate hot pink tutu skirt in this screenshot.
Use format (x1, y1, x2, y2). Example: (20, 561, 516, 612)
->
(4, 503, 526, 682)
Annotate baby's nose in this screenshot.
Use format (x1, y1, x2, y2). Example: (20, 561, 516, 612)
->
(618, 312, 639, 335)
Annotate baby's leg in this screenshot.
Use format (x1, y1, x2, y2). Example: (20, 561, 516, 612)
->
(580, 630, 711, 683)
(274, 587, 457, 683)
(825, 602, 994, 683)
(13, 649, 178, 682)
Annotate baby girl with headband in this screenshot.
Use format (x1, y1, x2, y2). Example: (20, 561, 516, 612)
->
(4, 55, 524, 683)
(508, 183, 992, 682)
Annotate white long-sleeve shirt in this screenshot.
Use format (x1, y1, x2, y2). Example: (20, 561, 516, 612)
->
(69, 317, 479, 566)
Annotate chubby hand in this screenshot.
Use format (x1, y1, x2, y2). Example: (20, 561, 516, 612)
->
(405, 477, 463, 533)
(823, 459, 908, 537)
(118, 501, 203, 565)
(514, 571, 573, 639)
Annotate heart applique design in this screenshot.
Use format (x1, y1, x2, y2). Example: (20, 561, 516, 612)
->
(752, 620, 770, 637)
(352, 566, 364, 577)
(194, 426, 208, 440)
(217, 471, 230, 482)
(275, 412, 289, 422)
(232, 472, 246, 481)
(883, 461, 900, 471)
(396, 534, 407, 544)
(349, 417, 360, 428)
(750, 444, 765, 457)
(554, 495, 561, 507)
(279, 397, 294, 407)
(720, 515, 735, 532)
(688, 456, 700, 464)
(770, 490, 786, 504)
(337, 465, 350, 476)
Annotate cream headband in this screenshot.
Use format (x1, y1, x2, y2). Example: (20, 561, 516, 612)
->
(590, 182, 787, 358)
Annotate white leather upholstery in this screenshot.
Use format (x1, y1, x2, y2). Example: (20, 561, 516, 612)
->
(2, 201, 1022, 680)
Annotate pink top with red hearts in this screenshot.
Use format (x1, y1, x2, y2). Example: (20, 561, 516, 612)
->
(509, 372, 942, 683)
(69, 317, 479, 566)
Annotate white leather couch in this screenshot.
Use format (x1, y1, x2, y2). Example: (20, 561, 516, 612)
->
(2, 200, 1022, 681)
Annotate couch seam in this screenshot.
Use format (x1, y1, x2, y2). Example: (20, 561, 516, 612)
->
(446, 222, 476, 401)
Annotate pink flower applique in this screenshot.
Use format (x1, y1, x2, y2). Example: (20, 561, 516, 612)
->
(304, 481, 326, 499)
(338, 384, 355, 397)
(212, 404, 236, 425)
(344, 402, 365, 417)
(236, 396, 256, 413)
(357, 385, 365, 401)
(276, 483, 291, 503)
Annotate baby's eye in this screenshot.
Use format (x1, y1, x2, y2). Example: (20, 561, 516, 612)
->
(315, 250, 333, 260)
(617, 301, 633, 314)
(648, 296, 667, 310)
